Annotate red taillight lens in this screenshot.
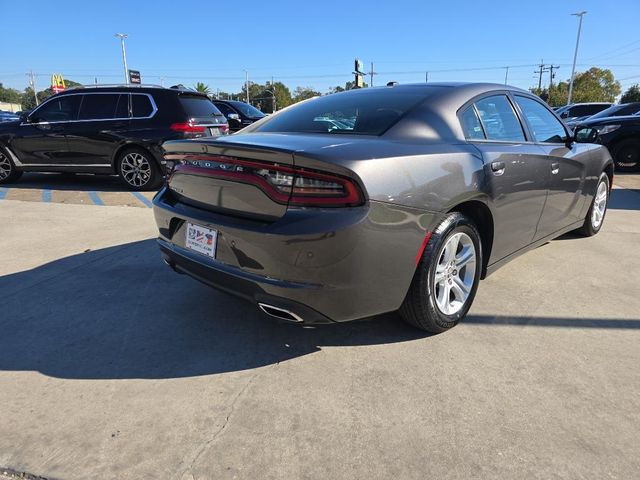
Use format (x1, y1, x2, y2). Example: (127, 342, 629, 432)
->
(170, 122, 206, 133)
(167, 155, 364, 207)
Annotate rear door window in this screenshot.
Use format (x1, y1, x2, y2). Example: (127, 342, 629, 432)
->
(132, 94, 154, 118)
(180, 96, 224, 118)
(78, 93, 120, 120)
(474, 95, 526, 142)
(114, 94, 130, 118)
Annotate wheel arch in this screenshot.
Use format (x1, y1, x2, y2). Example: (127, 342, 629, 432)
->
(111, 142, 162, 173)
(447, 199, 494, 279)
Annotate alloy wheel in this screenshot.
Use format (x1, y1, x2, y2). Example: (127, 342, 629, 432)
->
(433, 232, 477, 315)
(591, 180, 608, 229)
(120, 152, 152, 187)
(0, 152, 12, 180)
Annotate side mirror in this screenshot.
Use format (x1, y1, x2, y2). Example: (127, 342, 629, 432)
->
(560, 111, 569, 118)
(574, 127, 598, 143)
(227, 113, 240, 121)
(19, 112, 30, 123)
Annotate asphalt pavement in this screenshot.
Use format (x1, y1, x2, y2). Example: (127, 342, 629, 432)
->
(0, 174, 639, 480)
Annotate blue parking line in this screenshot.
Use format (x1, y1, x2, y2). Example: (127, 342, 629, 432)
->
(42, 189, 52, 203)
(88, 191, 104, 206)
(0, 187, 7, 200)
(131, 191, 153, 208)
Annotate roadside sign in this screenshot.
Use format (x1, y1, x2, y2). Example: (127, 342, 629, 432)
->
(128, 70, 141, 84)
(51, 74, 65, 93)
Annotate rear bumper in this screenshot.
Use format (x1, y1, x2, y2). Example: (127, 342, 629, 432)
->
(153, 187, 439, 323)
(159, 238, 333, 323)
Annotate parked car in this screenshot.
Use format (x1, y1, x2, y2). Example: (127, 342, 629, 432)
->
(0, 85, 229, 190)
(565, 102, 640, 129)
(555, 102, 612, 123)
(153, 83, 612, 333)
(575, 114, 640, 171)
(212, 99, 266, 132)
(0, 111, 19, 123)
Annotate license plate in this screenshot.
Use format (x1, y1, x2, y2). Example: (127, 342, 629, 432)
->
(185, 223, 217, 258)
(209, 127, 221, 136)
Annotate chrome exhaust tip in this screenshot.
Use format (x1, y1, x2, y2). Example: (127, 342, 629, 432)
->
(258, 303, 304, 323)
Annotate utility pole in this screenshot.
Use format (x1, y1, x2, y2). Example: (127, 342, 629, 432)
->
(534, 60, 549, 91)
(244, 69, 249, 104)
(115, 33, 129, 84)
(548, 65, 560, 97)
(568, 11, 587, 105)
(369, 62, 376, 87)
(425, 71, 429, 83)
(504, 66, 510, 85)
(160, 77, 165, 87)
(27, 71, 38, 106)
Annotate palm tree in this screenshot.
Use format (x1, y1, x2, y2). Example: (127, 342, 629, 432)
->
(194, 82, 211, 95)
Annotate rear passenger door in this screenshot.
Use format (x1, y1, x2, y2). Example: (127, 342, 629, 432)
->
(513, 95, 590, 238)
(64, 93, 130, 168)
(460, 94, 549, 264)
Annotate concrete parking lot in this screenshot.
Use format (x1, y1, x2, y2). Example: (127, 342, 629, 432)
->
(1, 174, 639, 480)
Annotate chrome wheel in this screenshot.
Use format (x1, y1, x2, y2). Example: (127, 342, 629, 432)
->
(120, 152, 151, 187)
(591, 180, 608, 229)
(433, 232, 477, 315)
(0, 152, 11, 180)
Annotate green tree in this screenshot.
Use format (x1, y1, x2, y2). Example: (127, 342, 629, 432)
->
(22, 79, 83, 111)
(570, 67, 621, 103)
(532, 68, 621, 106)
(292, 86, 321, 103)
(621, 84, 640, 103)
(0, 83, 23, 105)
(194, 82, 211, 95)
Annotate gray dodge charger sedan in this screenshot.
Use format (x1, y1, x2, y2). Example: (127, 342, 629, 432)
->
(153, 83, 612, 332)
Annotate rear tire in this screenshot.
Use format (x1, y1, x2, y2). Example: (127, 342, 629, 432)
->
(0, 148, 22, 184)
(612, 139, 640, 171)
(576, 172, 609, 237)
(117, 147, 162, 191)
(400, 212, 482, 333)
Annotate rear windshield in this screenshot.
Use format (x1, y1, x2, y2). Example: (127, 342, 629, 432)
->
(232, 102, 265, 118)
(179, 95, 224, 118)
(250, 88, 439, 136)
(589, 103, 640, 120)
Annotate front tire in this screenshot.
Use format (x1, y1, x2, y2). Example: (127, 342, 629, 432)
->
(400, 212, 482, 333)
(117, 148, 162, 191)
(612, 139, 640, 171)
(0, 148, 23, 184)
(576, 172, 609, 237)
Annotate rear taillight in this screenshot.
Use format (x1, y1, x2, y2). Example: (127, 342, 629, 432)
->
(167, 155, 364, 207)
(170, 122, 206, 133)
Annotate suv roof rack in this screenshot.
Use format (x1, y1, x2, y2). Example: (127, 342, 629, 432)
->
(67, 84, 165, 91)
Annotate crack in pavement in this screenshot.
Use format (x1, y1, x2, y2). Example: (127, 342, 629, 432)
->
(0, 467, 58, 480)
(176, 368, 264, 480)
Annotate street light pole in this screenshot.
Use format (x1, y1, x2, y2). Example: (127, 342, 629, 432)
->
(115, 33, 129, 84)
(244, 70, 249, 104)
(567, 11, 586, 105)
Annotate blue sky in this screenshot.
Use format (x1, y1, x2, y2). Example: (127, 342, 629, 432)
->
(1, 0, 639, 95)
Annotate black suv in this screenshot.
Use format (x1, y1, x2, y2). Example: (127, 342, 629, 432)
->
(212, 99, 266, 132)
(0, 85, 229, 190)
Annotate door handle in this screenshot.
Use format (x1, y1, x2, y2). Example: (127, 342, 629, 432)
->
(551, 162, 560, 175)
(491, 161, 506, 176)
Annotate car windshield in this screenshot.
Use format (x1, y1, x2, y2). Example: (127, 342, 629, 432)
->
(233, 102, 265, 118)
(588, 103, 640, 120)
(250, 87, 441, 136)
